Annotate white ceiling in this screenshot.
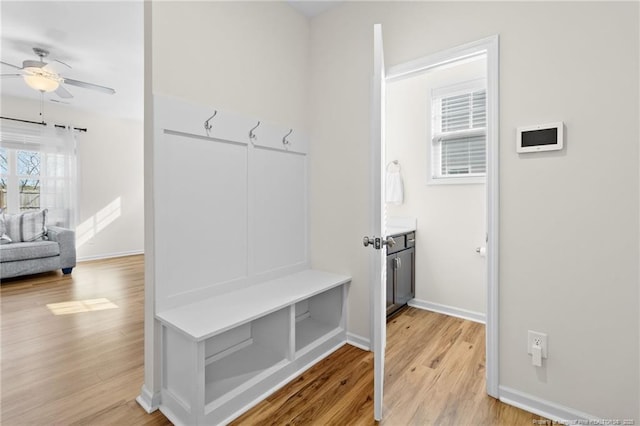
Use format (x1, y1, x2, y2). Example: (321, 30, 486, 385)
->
(0, 1, 144, 121)
(0, 1, 338, 123)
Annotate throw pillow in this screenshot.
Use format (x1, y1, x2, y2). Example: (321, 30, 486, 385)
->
(3, 209, 48, 242)
(0, 213, 11, 244)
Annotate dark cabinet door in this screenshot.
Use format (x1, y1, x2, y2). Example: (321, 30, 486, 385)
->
(386, 255, 395, 314)
(395, 248, 414, 305)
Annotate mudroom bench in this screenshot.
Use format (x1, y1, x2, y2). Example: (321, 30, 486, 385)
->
(156, 269, 351, 425)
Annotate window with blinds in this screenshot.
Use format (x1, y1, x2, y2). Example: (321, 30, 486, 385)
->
(431, 81, 486, 182)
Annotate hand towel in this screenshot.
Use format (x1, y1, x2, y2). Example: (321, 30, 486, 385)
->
(385, 162, 404, 205)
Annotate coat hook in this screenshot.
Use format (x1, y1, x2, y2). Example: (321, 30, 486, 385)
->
(249, 121, 261, 140)
(204, 110, 217, 134)
(282, 128, 293, 145)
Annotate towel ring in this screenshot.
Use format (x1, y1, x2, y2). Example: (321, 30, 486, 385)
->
(386, 160, 400, 171)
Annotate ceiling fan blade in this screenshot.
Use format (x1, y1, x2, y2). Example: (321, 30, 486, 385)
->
(55, 84, 73, 99)
(1, 61, 21, 70)
(53, 59, 72, 69)
(1, 74, 21, 78)
(63, 77, 115, 95)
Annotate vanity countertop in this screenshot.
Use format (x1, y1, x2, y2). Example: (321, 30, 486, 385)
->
(386, 226, 416, 236)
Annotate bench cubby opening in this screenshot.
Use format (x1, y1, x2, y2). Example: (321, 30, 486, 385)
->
(295, 284, 344, 355)
(204, 307, 289, 409)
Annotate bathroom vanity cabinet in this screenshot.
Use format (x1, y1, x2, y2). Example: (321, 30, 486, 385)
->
(386, 231, 415, 316)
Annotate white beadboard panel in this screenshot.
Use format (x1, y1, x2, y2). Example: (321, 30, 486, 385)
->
(252, 147, 307, 275)
(155, 131, 248, 310)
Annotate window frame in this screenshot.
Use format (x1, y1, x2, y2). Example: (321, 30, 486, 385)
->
(0, 148, 43, 212)
(429, 78, 487, 185)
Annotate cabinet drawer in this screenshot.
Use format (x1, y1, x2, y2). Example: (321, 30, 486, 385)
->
(406, 232, 415, 248)
(387, 234, 405, 254)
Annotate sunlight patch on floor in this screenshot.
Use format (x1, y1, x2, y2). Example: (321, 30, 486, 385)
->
(46, 298, 119, 315)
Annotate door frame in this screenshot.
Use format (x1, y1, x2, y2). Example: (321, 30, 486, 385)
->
(373, 34, 500, 400)
(370, 23, 387, 421)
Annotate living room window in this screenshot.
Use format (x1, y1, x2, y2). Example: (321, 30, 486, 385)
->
(1, 149, 42, 212)
(0, 123, 77, 228)
(430, 79, 486, 184)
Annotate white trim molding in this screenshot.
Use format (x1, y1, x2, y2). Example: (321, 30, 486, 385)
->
(347, 332, 371, 351)
(408, 299, 486, 324)
(499, 386, 598, 424)
(136, 384, 161, 413)
(77, 250, 144, 263)
(484, 34, 500, 399)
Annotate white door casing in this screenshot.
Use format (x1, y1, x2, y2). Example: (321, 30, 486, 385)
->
(371, 23, 386, 421)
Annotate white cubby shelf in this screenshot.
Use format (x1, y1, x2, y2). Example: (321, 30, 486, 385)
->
(156, 270, 351, 425)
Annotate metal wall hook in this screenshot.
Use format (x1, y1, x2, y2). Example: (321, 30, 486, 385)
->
(249, 121, 261, 140)
(204, 110, 217, 133)
(282, 128, 293, 145)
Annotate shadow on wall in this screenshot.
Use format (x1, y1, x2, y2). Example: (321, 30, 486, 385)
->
(76, 197, 122, 248)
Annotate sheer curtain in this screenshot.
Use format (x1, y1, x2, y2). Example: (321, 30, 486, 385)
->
(0, 120, 78, 229)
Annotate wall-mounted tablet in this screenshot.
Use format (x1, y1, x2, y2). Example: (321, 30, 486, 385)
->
(516, 122, 564, 153)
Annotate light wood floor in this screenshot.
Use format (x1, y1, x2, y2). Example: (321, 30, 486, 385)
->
(1, 256, 545, 425)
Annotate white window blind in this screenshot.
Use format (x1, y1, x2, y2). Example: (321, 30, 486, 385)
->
(431, 81, 486, 181)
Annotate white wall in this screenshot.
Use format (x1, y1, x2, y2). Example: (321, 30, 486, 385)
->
(386, 58, 486, 315)
(1, 95, 144, 261)
(151, 1, 309, 131)
(308, 1, 639, 420)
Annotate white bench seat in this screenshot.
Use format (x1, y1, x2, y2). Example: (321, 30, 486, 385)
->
(156, 269, 351, 425)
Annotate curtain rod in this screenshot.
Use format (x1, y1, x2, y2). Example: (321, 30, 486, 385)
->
(0, 116, 87, 133)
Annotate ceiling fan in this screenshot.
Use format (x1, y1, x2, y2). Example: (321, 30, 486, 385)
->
(1, 47, 115, 99)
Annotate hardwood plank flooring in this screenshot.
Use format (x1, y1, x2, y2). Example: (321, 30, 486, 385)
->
(1, 256, 546, 425)
(235, 307, 548, 426)
(1, 255, 170, 426)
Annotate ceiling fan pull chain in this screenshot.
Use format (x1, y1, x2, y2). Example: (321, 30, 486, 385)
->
(40, 92, 44, 122)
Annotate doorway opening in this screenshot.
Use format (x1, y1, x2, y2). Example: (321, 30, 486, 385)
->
(385, 53, 488, 325)
(371, 32, 499, 420)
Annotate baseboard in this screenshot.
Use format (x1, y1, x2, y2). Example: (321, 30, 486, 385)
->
(408, 298, 486, 324)
(346, 332, 370, 351)
(499, 386, 598, 424)
(77, 250, 144, 262)
(136, 385, 161, 413)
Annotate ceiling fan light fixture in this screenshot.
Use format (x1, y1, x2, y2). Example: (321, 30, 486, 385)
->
(22, 67, 60, 92)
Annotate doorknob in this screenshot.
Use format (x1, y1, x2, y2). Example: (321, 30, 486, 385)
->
(363, 236, 396, 250)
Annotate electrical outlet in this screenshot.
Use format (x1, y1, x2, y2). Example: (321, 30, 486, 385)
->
(527, 330, 548, 359)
